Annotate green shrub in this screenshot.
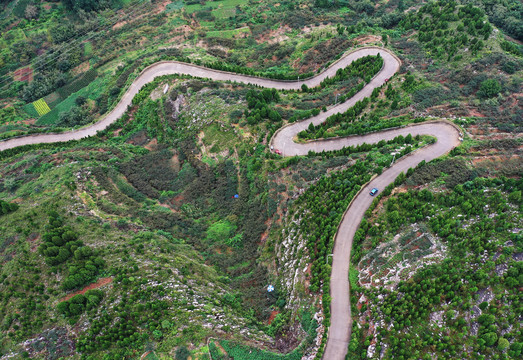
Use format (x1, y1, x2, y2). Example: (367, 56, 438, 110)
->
(477, 79, 501, 99)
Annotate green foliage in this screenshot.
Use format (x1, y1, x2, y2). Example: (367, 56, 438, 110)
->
(206, 220, 236, 243)
(175, 346, 191, 360)
(61, 258, 105, 291)
(481, 332, 498, 347)
(498, 337, 510, 351)
(212, 340, 304, 360)
(349, 176, 522, 359)
(56, 69, 97, 100)
(245, 88, 281, 125)
(57, 105, 92, 127)
(474, 0, 523, 41)
(62, 0, 111, 12)
(204, 60, 313, 81)
(477, 79, 501, 98)
(38, 212, 79, 266)
(37, 212, 104, 290)
(0, 200, 18, 216)
(500, 40, 523, 57)
(412, 85, 451, 109)
(267, 313, 286, 336)
(297, 95, 410, 140)
(319, 55, 383, 89)
(400, 1, 492, 59)
(292, 160, 376, 298)
(57, 290, 104, 318)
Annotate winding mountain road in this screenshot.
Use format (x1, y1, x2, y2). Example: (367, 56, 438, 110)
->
(0, 47, 461, 360)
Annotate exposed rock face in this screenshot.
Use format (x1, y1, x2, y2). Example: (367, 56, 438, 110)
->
(167, 93, 186, 121)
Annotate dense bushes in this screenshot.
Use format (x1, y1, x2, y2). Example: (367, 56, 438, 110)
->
(293, 161, 374, 293)
(56, 69, 97, 100)
(477, 79, 502, 98)
(38, 212, 104, 290)
(57, 105, 92, 127)
(0, 200, 18, 216)
(205, 60, 313, 81)
(474, 0, 523, 41)
(62, 257, 105, 291)
(501, 40, 523, 57)
(319, 54, 383, 89)
(213, 340, 304, 360)
(244, 89, 281, 125)
(412, 85, 451, 109)
(297, 98, 370, 140)
(119, 148, 180, 199)
(39, 212, 82, 266)
(57, 290, 104, 318)
(21, 72, 68, 103)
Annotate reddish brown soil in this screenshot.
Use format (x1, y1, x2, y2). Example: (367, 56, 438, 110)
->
(468, 108, 485, 117)
(355, 35, 381, 45)
(112, 20, 128, 30)
(27, 233, 40, 253)
(71, 61, 90, 76)
(13, 67, 33, 82)
(22, 118, 37, 125)
(154, 0, 171, 13)
(215, 342, 228, 356)
(268, 310, 280, 325)
(158, 202, 178, 213)
(59, 277, 113, 302)
(144, 138, 158, 150)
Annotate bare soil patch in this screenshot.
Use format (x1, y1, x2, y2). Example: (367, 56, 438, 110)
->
(71, 61, 90, 76)
(59, 277, 113, 302)
(112, 20, 128, 30)
(144, 138, 158, 151)
(256, 25, 291, 44)
(268, 310, 280, 325)
(13, 66, 33, 82)
(468, 108, 485, 118)
(355, 35, 381, 46)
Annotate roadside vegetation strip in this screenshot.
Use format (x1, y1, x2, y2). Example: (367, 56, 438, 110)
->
(32, 98, 51, 116)
(0, 47, 398, 152)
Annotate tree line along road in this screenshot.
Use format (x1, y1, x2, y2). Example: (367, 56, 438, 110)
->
(0, 47, 461, 360)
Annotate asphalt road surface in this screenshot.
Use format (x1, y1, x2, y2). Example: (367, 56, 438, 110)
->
(0, 47, 461, 360)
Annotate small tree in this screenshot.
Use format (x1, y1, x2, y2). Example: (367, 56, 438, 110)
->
(175, 346, 190, 360)
(498, 337, 509, 351)
(24, 5, 39, 19)
(478, 79, 501, 98)
(301, 84, 309, 92)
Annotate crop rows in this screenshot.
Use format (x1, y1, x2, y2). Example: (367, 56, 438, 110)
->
(32, 99, 51, 116)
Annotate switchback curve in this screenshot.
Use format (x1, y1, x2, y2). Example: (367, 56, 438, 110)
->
(0, 47, 461, 360)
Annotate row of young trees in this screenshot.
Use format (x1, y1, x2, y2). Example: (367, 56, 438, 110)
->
(323, 54, 383, 87)
(298, 97, 370, 140)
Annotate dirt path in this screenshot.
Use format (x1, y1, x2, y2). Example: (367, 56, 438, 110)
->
(0, 47, 462, 360)
(59, 277, 113, 302)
